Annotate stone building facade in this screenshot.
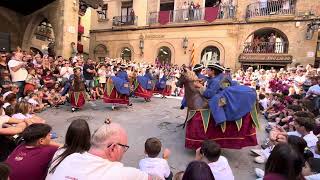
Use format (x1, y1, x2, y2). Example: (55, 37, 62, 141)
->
(0, 0, 96, 58)
(89, 0, 320, 69)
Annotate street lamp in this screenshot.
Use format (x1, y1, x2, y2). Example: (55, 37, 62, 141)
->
(139, 34, 144, 56)
(183, 37, 188, 54)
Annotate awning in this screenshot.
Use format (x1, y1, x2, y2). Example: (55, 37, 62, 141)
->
(239, 53, 293, 64)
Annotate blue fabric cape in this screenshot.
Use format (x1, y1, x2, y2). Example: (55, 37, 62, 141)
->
(208, 85, 256, 124)
(137, 76, 153, 90)
(111, 76, 130, 95)
(156, 75, 167, 89)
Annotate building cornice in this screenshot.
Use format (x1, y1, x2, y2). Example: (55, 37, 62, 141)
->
(90, 18, 319, 34)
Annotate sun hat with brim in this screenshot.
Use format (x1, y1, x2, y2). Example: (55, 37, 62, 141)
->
(207, 63, 225, 73)
(192, 64, 204, 71)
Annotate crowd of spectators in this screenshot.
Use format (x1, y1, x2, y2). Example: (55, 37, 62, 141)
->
(0, 46, 320, 180)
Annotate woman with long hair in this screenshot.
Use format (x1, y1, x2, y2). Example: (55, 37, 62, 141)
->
(47, 119, 91, 177)
(264, 143, 305, 180)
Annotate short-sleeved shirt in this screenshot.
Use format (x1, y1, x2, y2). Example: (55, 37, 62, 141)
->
(139, 157, 171, 179)
(6, 144, 58, 180)
(83, 64, 95, 80)
(208, 156, 234, 180)
(8, 59, 28, 82)
(47, 152, 148, 180)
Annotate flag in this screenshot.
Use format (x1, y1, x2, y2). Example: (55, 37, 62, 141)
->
(190, 43, 195, 67)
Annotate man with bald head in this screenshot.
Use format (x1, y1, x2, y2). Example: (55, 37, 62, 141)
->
(47, 123, 151, 180)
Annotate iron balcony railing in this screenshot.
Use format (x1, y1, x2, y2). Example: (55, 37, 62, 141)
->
(246, 0, 295, 18)
(148, 5, 236, 25)
(243, 41, 289, 54)
(112, 15, 138, 26)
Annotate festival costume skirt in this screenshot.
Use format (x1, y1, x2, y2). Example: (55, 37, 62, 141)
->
(70, 91, 86, 108)
(104, 88, 129, 105)
(153, 85, 172, 96)
(185, 110, 258, 149)
(134, 84, 153, 99)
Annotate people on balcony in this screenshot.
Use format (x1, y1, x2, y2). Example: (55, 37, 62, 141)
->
(244, 33, 285, 54)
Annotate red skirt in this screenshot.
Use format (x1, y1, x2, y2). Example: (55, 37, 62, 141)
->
(153, 85, 172, 96)
(104, 88, 129, 105)
(70, 92, 86, 108)
(134, 84, 153, 99)
(185, 111, 257, 149)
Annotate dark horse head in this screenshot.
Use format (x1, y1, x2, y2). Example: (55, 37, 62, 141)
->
(176, 67, 208, 110)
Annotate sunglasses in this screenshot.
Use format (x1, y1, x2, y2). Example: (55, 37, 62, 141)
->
(107, 143, 130, 152)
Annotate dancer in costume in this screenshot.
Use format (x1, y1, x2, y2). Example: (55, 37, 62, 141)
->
(180, 64, 207, 109)
(68, 67, 88, 112)
(133, 67, 154, 102)
(104, 64, 132, 110)
(176, 63, 258, 149)
(154, 70, 171, 98)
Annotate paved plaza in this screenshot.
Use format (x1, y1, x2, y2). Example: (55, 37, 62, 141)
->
(39, 97, 265, 180)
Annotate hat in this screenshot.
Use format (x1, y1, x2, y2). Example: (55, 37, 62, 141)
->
(192, 64, 204, 71)
(225, 67, 231, 72)
(207, 63, 225, 73)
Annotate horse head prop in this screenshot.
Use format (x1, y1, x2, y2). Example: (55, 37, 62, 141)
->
(176, 67, 208, 110)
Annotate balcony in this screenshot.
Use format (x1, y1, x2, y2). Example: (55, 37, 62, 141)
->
(246, 0, 296, 20)
(243, 42, 288, 54)
(239, 42, 292, 65)
(78, 25, 84, 34)
(112, 15, 138, 26)
(148, 5, 236, 26)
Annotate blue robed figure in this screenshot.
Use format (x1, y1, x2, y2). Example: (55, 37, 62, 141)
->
(155, 71, 169, 90)
(181, 64, 208, 109)
(137, 68, 153, 90)
(111, 65, 130, 95)
(199, 63, 256, 125)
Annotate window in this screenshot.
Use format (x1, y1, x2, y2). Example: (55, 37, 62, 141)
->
(98, 4, 108, 20)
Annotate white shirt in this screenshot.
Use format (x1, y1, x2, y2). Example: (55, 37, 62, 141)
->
(208, 156, 234, 180)
(303, 132, 318, 148)
(11, 113, 32, 120)
(307, 85, 320, 96)
(259, 98, 269, 110)
(8, 59, 28, 82)
(139, 157, 170, 179)
(46, 152, 148, 180)
(60, 67, 74, 79)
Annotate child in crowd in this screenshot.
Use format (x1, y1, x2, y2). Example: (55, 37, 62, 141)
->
(11, 101, 33, 120)
(139, 137, 172, 180)
(24, 68, 38, 96)
(28, 93, 45, 113)
(195, 140, 234, 180)
(48, 89, 65, 107)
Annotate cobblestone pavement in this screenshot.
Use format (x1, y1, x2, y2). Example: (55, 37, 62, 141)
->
(39, 97, 266, 180)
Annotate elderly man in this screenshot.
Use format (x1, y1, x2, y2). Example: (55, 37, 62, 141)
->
(47, 123, 152, 180)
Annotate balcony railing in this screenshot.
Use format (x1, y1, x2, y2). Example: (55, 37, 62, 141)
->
(246, 0, 295, 19)
(148, 5, 236, 25)
(243, 42, 288, 54)
(112, 16, 138, 26)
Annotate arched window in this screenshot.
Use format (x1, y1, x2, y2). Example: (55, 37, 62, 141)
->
(201, 46, 220, 66)
(121, 47, 132, 63)
(94, 44, 108, 62)
(243, 28, 289, 54)
(156, 46, 171, 65)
